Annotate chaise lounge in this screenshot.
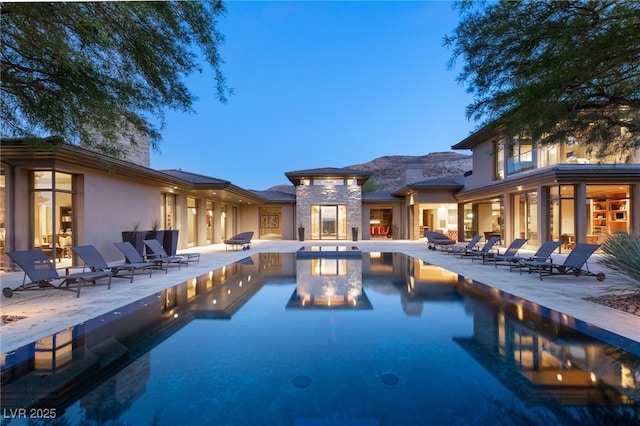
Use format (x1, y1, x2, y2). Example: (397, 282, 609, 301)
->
(488, 238, 528, 267)
(144, 238, 200, 265)
(519, 242, 605, 281)
(115, 241, 178, 274)
(72, 245, 154, 283)
(513, 241, 562, 273)
(469, 236, 501, 263)
(443, 235, 482, 256)
(143, 239, 188, 271)
(224, 231, 254, 251)
(425, 231, 456, 251)
(5, 249, 112, 298)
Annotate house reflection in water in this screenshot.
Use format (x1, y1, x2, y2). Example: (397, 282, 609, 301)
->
(455, 278, 640, 407)
(287, 257, 372, 309)
(400, 255, 461, 316)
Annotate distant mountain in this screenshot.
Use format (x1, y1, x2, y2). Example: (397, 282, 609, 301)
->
(266, 152, 472, 193)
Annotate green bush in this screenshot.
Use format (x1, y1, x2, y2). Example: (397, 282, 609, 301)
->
(601, 232, 640, 286)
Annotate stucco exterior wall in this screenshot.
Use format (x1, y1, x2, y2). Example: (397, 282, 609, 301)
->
(465, 140, 495, 190)
(411, 191, 459, 204)
(81, 170, 161, 262)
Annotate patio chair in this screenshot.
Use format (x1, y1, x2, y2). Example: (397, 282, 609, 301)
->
(143, 239, 188, 271)
(469, 236, 501, 263)
(224, 232, 254, 251)
(490, 238, 528, 268)
(144, 238, 200, 265)
(4, 249, 112, 298)
(520, 243, 605, 281)
(72, 245, 153, 283)
(115, 241, 174, 274)
(425, 231, 456, 251)
(514, 241, 562, 274)
(444, 235, 482, 256)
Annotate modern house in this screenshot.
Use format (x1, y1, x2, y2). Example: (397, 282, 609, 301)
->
(1, 125, 639, 268)
(449, 127, 640, 251)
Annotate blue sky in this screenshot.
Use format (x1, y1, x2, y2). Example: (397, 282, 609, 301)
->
(150, 1, 477, 190)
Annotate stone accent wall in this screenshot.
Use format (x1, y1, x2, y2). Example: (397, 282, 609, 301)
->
(82, 122, 151, 167)
(121, 132, 150, 167)
(296, 184, 362, 238)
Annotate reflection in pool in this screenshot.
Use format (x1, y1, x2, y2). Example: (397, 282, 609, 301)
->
(1, 252, 639, 425)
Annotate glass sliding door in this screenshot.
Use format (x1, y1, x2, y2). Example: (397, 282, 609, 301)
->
(311, 205, 347, 239)
(514, 191, 538, 245)
(321, 206, 336, 238)
(548, 185, 575, 251)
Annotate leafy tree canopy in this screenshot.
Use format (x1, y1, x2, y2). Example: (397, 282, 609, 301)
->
(445, 0, 640, 158)
(1, 1, 230, 156)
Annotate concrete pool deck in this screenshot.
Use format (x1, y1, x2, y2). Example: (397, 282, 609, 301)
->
(1, 240, 639, 355)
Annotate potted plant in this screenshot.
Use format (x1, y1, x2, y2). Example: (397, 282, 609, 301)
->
(352, 226, 359, 241)
(163, 227, 179, 256)
(298, 225, 305, 242)
(146, 219, 165, 247)
(122, 222, 146, 256)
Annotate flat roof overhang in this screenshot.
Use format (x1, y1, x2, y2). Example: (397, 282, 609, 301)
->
(285, 167, 371, 186)
(1, 139, 192, 189)
(454, 164, 640, 202)
(451, 124, 502, 150)
(1, 139, 270, 205)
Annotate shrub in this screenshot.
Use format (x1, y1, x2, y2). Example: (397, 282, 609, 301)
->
(601, 232, 640, 287)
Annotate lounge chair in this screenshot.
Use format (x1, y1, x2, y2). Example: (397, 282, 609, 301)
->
(144, 238, 200, 265)
(490, 238, 528, 267)
(115, 241, 175, 274)
(520, 243, 605, 281)
(444, 235, 482, 256)
(514, 241, 562, 273)
(72, 245, 153, 283)
(143, 239, 188, 271)
(4, 249, 112, 298)
(224, 231, 254, 251)
(425, 231, 456, 251)
(469, 236, 501, 262)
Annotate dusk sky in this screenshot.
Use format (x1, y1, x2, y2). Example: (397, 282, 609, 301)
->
(150, 1, 478, 190)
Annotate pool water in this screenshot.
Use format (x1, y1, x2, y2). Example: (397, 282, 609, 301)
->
(1, 252, 639, 425)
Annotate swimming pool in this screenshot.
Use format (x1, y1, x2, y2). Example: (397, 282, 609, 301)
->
(1, 251, 639, 425)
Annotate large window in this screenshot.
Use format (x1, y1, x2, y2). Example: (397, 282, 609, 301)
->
(462, 198, 503, 243)
(494, 141, 505, 180)
(463, 203, 476, 241)
(161, 193, 176, 230)
(32, 171, 74, 262)
(507, 138, 535, 175)
(548, 185, 575, 251)
(206, 201, 214, 244)
(370, 208, 393, 238)
(187, 197, 197, 247)
(587, 185, 630, 243)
